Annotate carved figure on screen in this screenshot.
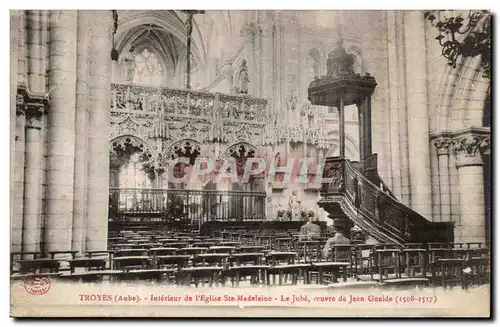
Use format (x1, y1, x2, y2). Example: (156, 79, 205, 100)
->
(266, 182, 274, 220)
(122, 45, 136, 83)
(234, 59, 250, 94)
(288, 189, 301, 221)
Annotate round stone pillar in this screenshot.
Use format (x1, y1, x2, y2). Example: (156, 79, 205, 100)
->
(240, 22, 257, 96)
(259, 23, 275, 100)
(72, 10, 92, 255)
(11, 10, 22, 252)
(433, 137, 452, 222)
(22, 103, 45, 254)
(222, 60, 235, 94)
(403, 11, 432, 218)
(44, 10, 78, 253)
(452, 132, 490, 244)
(86, 10, 113, 251)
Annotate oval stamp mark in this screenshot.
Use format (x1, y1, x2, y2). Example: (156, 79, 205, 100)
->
(23, 276, 51, 295)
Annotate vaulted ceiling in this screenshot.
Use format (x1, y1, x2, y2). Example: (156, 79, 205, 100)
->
(114, 10, 208, 74)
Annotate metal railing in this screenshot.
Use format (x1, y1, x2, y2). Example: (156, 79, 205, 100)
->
(109, 188, 266, 228)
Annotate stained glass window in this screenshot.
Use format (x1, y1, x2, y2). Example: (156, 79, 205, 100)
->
(133, 48, 164, 86)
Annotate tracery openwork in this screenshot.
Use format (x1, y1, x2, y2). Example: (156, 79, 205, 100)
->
(133, 48, 164, 86)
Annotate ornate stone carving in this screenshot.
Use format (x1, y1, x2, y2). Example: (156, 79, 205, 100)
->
(326, 35, 356, 79)
(259, 24, 276, 37)
(433, 137, 452, 156)
(240, 22, 257, 39)
(162, 139, 202, 166)
(452, 131, 490, 168)
(322, 161, 344, 192)
(25, 101, 47, 129)
(16, 93, 26, 116)
(17, 86, 49, 127)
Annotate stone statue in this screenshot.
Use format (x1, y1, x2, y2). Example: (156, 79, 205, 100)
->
(288, 189, 301, 221)
(326, 37, 356, 79)
(234, 59, 250, 94)
(266, 182, 274, 220)
(122, 46, 136, 83)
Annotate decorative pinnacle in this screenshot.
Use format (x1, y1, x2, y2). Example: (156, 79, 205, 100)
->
(333, 24, 344, 46)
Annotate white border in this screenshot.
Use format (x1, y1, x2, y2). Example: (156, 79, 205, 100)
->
(1, 2, 498, 325)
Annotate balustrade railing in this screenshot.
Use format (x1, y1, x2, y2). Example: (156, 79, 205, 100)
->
(109, 188, 266, 228)
(110, 83, 269, 124)
(321, 157, 454, 243)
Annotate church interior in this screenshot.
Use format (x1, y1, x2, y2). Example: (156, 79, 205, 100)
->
(9, 10, 491, 289)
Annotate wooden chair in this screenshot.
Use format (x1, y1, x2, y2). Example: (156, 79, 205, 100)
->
(463, 251, 490, 288)
(237, 246, 266, 254)
(374, 247, 402, 283)
(180, 253, 229, 287)
(296, 240, 321, 263)
(224, 253, 267, 286)
(432, 258, 466, 289)
(162, 242, 189, 249)
(265, 252, 306, 286)
(177, 247, 208, 256)
(10, 251, 42, 275)
(219, 241, 242, 247)
(114, 249, 149, 258)
(208, 246, 236, 254)
(311, 244, 354, 284)
(401, 248, 428, 278)
(193, 253, 230, 267)
(275, 237, 294, 252)
(113, 256, 151, 271)
(179, 267, 224, 287)
(354, 244, 376, 279)
(17, 258, 61, 274)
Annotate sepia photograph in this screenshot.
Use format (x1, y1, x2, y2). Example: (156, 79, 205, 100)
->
(7, 4, 492, 318)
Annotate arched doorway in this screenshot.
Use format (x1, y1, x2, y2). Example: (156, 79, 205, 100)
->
(109, 135, 156, 220)
(215, 142, 266, 221)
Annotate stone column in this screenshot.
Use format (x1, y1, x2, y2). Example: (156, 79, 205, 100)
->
(357, 95, 373, 167)
(26, 10, 44, 93)
(452, 130, 490, 244)
(386, 10, 402, 197)
(396, 11, 410, 206)
(11, 11, 22, 252)
(433, 137, 452, 222)
(87, 11, 113, 251)
(13, 106, 26, 253)
(221, 60, 234, 94)
(240, 22, 257, 96)
(403, 11, 432, 217)
(259, 23, 275, 100)
(338, 98, 345, 159)
(72, 11, 92, 255)
(22, 101, 45, 253)
(17, 10, 27, 87)
(44, 10, 78, 253)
